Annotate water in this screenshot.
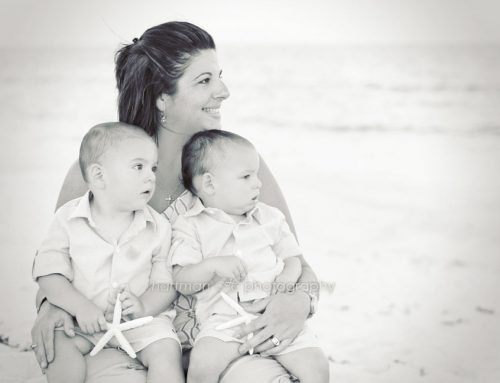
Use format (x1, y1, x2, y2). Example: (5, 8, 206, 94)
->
(1, 44, 500, 140)
(219, 44, 500, 134)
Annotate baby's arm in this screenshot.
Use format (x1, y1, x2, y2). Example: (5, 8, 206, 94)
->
(170, 215, 247, 295)
(174, 256, 247, 295)
(114, 284, 177, 319)
(34, 208, 106, 334)
(269, 205, 304, 293)
(274, 256, 302, 292)
(37, 274, 106, 334)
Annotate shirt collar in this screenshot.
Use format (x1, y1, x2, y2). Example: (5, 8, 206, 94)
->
(68, 190, 156, 229)
(68, 191, 96, 226)
(184, 196, 261, 224)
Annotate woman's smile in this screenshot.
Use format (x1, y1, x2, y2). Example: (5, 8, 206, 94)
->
(161, 49, 230, 134)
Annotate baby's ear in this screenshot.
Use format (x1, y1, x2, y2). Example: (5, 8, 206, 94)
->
(87, 163, 105, 189)
(200, 173, 216, 196)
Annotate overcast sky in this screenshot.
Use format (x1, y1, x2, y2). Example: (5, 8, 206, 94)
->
(1, 0, 500, 47)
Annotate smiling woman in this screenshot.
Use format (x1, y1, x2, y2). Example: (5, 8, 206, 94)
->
(31, 21, 321, 383)
(157, 49, 229, 135)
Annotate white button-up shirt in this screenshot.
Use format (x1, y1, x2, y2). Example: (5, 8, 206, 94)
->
(33, 191, 173, 312)
(170, 197, 301, 322)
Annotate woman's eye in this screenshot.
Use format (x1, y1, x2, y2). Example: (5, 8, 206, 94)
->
(199, 77, 210, 84)
(152, 165, 158, 173)
(133, 164, 143, 170)
(243, 174, 250, 179)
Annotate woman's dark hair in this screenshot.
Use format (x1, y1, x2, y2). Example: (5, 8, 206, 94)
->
(115, 21, 215, 140)
(181, 129, 253, 195)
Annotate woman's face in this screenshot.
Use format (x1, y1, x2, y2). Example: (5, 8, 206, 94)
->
(160, 49, 230, 135)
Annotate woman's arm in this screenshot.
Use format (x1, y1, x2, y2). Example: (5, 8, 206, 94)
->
(235, 157, 319, 355)
(258, 157, 318, 290)
(55, 160, 87, 210)
(258, 157, 318, 295)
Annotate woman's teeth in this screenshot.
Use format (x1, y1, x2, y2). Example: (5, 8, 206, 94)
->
(203, 108, 220, 114)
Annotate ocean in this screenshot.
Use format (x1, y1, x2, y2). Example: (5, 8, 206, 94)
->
(2, 44, 500, 139)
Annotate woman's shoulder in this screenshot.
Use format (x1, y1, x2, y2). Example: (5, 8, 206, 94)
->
(162, 190, 197, 223)
(56, 160, 88, 209)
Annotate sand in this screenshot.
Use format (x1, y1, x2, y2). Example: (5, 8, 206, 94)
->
(1, 125, 499, 382)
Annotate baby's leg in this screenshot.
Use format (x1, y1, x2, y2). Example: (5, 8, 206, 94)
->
(45, 331, 93, 383)
(274, 347, 330, 383)
(187, 337, 241, 383)
(137, 338, 184, 383)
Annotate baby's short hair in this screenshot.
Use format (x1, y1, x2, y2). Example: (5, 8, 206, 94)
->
(79, 122, 153, 182)
(181, 129, 254, 195)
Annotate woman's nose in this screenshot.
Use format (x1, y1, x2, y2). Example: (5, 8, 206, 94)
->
(214, 78, 230, 100)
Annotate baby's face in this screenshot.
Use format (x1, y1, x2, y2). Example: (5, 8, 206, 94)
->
(99, 137, 158, 211)
(209, 143, 262, 215)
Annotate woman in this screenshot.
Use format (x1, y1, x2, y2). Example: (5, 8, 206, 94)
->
(31, 21, 319, 383)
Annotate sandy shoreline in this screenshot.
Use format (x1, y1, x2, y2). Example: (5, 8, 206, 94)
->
(1, 127, 500, 382)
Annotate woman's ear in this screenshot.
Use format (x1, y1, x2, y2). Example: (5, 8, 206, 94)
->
(87, 163, 105, 189)
(155, 93, 171, 112)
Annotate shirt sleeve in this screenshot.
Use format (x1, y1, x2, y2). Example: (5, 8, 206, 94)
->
(149, 216, 174, 285)
(32, 211, 73, 281)
(271, 208, 302, 260)
(169, 215, 204, 267)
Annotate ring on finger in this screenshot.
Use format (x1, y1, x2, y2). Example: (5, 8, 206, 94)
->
(270, 336, 281, 346)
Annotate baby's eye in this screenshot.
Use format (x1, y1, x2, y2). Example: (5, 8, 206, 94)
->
(243, 174, 250, 179)
(152, 165, 158, 173)
(133, 164, 143, 171)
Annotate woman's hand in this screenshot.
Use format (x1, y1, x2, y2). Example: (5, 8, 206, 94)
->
(30, 300, 75, 370)
(235, 291, 310, 355)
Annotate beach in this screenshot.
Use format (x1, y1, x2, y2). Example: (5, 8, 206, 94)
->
(1, 44, 499, 382)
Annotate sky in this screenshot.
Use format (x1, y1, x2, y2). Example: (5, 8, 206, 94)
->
(1, 0, 500, 47)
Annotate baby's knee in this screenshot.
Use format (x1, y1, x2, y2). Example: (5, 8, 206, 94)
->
(314, 357, 330, 383)
(188, 344, 224, 378)
(53, 331, 90, 354)
(139, 338, 181, 367)
(301, 352, 330, 383)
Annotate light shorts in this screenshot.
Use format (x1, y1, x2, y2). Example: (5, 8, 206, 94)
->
(58, 317, 180, 353)
(195, 313, 319, 356)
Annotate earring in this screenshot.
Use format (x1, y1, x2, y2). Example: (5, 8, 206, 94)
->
(160, 111, 166, 124)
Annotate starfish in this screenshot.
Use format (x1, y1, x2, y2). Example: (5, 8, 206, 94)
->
(215, 292, 258, 355)
(90, 293, 153, 358)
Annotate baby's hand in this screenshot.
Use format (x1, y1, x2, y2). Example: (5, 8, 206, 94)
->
(210, 256, 247, 281)
(75, 301, 107, 335)
(272, 275, 294, 295)
(119, 287, 146, 319)
(104, 283, 126, 321)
